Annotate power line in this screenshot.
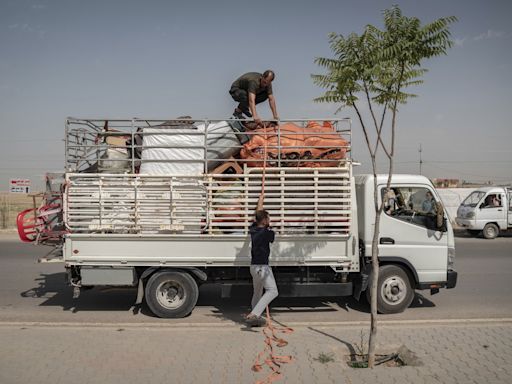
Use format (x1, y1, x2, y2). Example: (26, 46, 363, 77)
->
(395, 160, 511, 164)
(0, 139, 62, 143)
(0, 165, 61, 169)
(427, 160, 511, 164)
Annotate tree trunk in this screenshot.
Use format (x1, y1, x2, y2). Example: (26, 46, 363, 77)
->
(367, 197, 382, 367)
(367, 156, 383, 367)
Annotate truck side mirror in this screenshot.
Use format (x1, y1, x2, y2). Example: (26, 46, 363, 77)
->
(435, 201, 448, 232)
(439, 217, 448, 232)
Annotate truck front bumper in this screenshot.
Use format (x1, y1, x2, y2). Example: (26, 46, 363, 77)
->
(455, 218, 476, 229)
(417, 270, 457, 291)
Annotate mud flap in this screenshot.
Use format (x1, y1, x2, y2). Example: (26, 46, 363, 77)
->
(135, 278, 144, 306)
(353, 265, 371, 301)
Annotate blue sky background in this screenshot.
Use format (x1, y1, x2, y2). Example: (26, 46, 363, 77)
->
(1, 0, 511, 190)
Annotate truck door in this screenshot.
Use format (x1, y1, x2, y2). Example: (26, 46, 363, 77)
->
(477, 192, 507, 230)
(378, 184, 448, 283)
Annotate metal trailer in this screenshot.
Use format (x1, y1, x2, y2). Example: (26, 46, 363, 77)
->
(29, 117, 368, 318)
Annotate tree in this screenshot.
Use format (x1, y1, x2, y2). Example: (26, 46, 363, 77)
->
(312, 6, 455, 367)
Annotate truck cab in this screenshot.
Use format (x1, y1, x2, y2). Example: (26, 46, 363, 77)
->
(456, 187, 512, 239)
(355, 174, 457, 313)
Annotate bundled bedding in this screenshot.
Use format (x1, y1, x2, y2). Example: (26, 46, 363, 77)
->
(240, 121, 348, 167)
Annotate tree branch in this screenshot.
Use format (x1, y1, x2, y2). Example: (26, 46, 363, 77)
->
(350, 92, 375, 157)
(362, 81, 391, 159)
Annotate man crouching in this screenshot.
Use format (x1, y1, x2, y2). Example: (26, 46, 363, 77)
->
(245, 193, 278, 326)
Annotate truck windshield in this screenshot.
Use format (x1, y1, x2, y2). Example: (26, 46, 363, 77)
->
(461, 191, 485, 207)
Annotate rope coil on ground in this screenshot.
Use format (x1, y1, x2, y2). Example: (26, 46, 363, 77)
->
(252, 307, 294, 384)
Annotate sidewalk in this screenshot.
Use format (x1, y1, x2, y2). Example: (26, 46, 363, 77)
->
(0, 320, 510, 384)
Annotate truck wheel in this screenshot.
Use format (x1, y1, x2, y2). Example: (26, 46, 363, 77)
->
(367, 265, 414, 314)
(145, 270, 199, 318)
(482, 223, 499, 239)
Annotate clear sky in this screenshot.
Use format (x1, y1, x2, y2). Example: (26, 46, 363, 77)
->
(1, 0, 511, 190)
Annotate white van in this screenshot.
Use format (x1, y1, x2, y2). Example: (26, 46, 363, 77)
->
(456, 187, 512, 239)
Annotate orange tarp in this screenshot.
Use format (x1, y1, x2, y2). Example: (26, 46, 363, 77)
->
(240, 121, 348, 167)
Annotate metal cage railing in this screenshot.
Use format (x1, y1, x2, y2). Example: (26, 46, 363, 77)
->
(64, 167, 352, 237)
(65, 117, 352, 174)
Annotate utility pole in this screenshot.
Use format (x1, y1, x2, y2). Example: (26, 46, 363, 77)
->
(418, 144, 423, 175)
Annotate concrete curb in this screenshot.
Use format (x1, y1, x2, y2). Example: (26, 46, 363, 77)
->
(1, 317, 511, 330)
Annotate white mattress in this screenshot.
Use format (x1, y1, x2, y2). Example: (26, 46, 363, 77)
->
(139, 121, 241, 175)
(139, 124, 204, 175)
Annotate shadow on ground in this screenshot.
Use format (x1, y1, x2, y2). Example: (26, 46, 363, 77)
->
(454, 229, 512, 238)
(20, 273, 436, 322)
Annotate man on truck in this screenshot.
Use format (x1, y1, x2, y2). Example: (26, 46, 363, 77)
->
(229, 70, 279, 125)
(245, 193, 278, 326)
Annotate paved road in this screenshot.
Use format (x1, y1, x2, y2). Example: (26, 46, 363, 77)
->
(1, 233, 511, 325)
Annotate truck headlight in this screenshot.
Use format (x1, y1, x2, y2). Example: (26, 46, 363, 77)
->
(448, 247, 455, 269)
(466, 211, 475, 219)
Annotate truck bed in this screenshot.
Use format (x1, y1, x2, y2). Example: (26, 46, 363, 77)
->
(63, 233, 357, 270)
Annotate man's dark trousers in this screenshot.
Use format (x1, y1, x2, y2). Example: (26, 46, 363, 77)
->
(229, 87, 269, 114)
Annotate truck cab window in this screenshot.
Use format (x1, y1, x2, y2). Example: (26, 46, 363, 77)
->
(382, 186, 438, 229)
(481, 194, 501, 208)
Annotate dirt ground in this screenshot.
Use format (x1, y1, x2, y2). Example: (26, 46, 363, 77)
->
(0, 192, 42, 229)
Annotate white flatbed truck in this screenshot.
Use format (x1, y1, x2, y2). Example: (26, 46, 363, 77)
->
(23, 117, 457, 318)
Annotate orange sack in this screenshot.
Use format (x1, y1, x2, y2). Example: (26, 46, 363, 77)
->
(240, 121, 348, 167)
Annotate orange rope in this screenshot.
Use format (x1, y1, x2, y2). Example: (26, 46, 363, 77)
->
(252, 306, 294, 384)
(252, 122, 294, 384)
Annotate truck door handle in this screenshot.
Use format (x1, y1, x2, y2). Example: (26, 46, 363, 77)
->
(497, 209, 503, 211)
(380, 237, 395, 245)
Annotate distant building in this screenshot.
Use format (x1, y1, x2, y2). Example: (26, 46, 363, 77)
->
(433, 178, 460, 188)
(460, 180, 493, 188)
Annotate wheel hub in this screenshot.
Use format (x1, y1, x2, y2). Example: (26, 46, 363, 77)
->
(381, 276, 407, 305)
(156, 281, 186, 309)
(167, 287, 178, 300)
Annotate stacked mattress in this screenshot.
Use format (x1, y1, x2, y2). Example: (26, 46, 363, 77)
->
(139, 120, 242, 175)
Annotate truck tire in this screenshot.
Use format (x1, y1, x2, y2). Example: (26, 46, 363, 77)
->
(145, 270, 199, 318)
(367, 265, 414, 314)
(482, 223, 499, 239)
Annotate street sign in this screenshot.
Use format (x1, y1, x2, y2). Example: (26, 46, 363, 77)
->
(9, 179, 31, 194)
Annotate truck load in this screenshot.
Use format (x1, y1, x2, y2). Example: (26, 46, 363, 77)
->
(17, 117, 457, 318)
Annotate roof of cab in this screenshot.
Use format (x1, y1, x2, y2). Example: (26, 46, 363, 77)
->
(355, 174, 433, 185)
(465, 186, 509, 194)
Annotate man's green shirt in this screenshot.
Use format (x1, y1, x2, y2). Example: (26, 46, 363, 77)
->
(231, 72, 273, 96)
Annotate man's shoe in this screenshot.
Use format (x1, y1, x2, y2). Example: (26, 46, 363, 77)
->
(245, 314, 266, 327)
(242, 109, 252, 118)
(233, 109, 244, 119)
